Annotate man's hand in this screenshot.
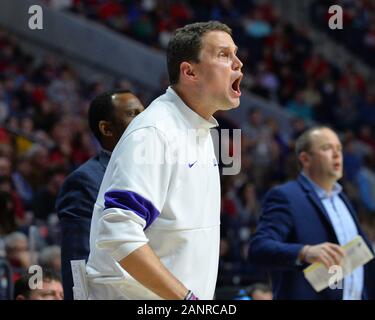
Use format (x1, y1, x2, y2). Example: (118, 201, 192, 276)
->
(299, 242, 345, 268)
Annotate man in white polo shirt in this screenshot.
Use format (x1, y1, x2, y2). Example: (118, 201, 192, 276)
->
(86, 21, 243, 300)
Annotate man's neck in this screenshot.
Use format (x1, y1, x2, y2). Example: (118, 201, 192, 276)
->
(172, 85, 213, 120)
(303, 172, 336, 194)
(100, 142, 114, 154)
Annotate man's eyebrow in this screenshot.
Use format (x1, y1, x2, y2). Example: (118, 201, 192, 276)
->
(320, 143, 341, 147)
(217, 45, 238, 52)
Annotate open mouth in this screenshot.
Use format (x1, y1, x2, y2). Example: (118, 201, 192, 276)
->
(231, 75, 242, 97)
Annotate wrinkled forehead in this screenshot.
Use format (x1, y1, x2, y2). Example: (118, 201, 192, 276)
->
(43, 280, 63, 290)
(200, 30, 237, 53)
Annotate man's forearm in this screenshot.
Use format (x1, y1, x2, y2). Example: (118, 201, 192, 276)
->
(119, 244, 189, 300)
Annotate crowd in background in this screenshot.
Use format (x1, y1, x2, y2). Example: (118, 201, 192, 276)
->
(55, 0, 375, 129)
(0, 26, 147, 298)
(310, 0, 375, 67)
(0, 0, 375, 299)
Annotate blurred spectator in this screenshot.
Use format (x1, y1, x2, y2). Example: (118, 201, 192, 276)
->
(11, 154, 34, 209)
(241, 108, 264, 143)
(358, 125, 375, 152)
(332, 94, 359, 131)
(356, 153, 375, 213)
(343, 132, 366, 182)
(4, 232, 31, 282)
(38, 245, 61, 274)
(302, 80, 322, 113)
(0, 175, 25, 225)
(32, 167, 66, 222)
(26, 144, 50, 191)
(286, 90, 314, 122)
(303, 52, 330, 81)
(47, 66, 79, 113)
(338, 63, 366, 94)
(252, 62, 279, 101)
(13, 268, 63, 300)
(243, 9, 272, 39)
(0, 155, 11, 177)
(234, 182, 260, 227)
(358, 92, 375, 127)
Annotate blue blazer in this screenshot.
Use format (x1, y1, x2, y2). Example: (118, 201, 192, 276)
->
(56, 151, 110, 300)
(248, 174, 375, 300)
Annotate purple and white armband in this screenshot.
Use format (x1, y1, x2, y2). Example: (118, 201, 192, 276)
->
(184, 290, 199, 300)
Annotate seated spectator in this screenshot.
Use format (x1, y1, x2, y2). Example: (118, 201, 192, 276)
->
(4, 232, 31, 282)
(241, 107, 264, 144)
(286, 91, 314, 122)
(302, 80, 322, 110)
(26, 144, 50, 191)
(14, 268, 63, 300)
(38, 245, 61, 275)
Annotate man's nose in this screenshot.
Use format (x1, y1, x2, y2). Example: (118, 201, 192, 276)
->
(233, 55, 243, 71)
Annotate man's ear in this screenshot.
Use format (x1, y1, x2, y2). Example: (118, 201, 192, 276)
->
(180, 62, 196, 81)
(299, 151, 310, 168)
(98, 120, 113, 138)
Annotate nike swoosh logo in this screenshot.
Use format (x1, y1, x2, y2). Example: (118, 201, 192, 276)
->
(188, 160, 198, 168)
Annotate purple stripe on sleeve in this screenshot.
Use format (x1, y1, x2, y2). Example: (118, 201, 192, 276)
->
(104, 190, 160, 229)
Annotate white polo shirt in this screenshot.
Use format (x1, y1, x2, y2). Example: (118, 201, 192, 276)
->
(86, 87, 221, 300)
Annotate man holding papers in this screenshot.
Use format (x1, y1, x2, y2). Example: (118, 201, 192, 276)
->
(249, 126, 375, 300)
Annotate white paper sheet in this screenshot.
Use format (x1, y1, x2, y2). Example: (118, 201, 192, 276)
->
(303, 236, 374, 292)
(71, 260, 89, 300)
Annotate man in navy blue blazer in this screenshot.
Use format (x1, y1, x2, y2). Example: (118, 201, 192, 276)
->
(56, 90, 144, 299)
(249, 126, 375, 300)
